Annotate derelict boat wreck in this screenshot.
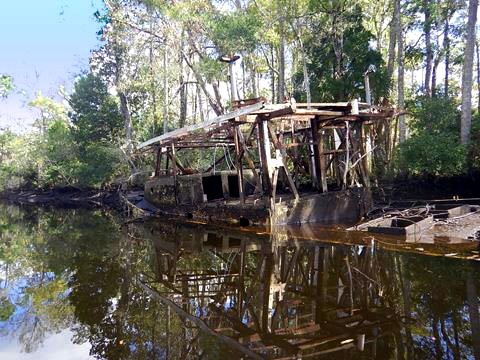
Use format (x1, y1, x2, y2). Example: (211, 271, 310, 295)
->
(137, 98, 394, 226)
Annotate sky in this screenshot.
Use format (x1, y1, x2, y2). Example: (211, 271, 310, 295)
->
(0, 0, 104, 132)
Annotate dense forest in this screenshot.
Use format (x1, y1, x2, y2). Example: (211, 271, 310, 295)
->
(0, 0, 479, 191)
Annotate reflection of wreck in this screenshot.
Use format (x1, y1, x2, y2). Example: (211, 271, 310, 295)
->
(139, 222, 403, 359)
(138, 99, 394, 225)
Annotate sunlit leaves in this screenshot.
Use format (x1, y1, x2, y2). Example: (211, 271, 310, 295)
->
(0, 74, 14, 98)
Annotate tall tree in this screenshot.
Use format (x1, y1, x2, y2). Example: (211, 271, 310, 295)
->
(397, 0, 406, 143)
(423, 0, 433, 96)
(387, 0, 399, 81)
(460, 0, 479, 145)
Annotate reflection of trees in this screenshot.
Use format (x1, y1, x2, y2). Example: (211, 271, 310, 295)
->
(403, 254, 480, 359)
(0, 205, 74, 353)
(0, 204, 479, 359)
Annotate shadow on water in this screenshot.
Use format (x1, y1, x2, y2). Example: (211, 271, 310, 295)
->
(0, 203, 479, 359)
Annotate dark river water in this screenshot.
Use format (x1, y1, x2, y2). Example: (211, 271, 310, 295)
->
(0, 203, 479, 359)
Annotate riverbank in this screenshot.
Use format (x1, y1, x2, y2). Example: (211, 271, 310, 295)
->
(0, 187, 123, 209)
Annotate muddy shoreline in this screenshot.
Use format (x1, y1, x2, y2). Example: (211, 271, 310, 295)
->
(0, 187, 123, 209)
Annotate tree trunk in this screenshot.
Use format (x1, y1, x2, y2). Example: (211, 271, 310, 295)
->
(431, 38, 441, 97)
(149, 19, 158, 135)
(460, 0, 478, 145)
(423, 0, 433, 96)
(271, 46, 276, 103)
(250, 65, 258, 98)
(301, 41, 311, 104)
(119, 91, 132, 152)
(444, 18, 450, 97)
(387, 0, 399, 81)
(477, 41, 480, 112)
(277, 34, 286, 102)
(163, 44, 169, 134)
(197, 84, 204, 123)
(182, 53, 223, 116)
(397, 0, 406, 143)
(179, 31, 187, 128)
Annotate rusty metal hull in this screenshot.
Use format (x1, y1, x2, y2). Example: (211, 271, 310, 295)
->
(144, 176, 371, 226)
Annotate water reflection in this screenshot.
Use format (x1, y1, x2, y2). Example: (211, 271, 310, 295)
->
(0, 204, 479, 359)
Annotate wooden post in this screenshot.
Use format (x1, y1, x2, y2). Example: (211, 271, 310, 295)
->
(234, 126, 245, 204)
(358, 123, 371, 187)
(257, 116, 272, 196)
(318, 128, 328, 193)
(343, 121, 350, 189)
(310, 119, 321, 190)
(165, 148, 170, 174)
(171, 144, 178, 204)
(155, 146, 162, 177)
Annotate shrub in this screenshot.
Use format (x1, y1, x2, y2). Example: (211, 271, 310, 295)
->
(395, 96, 467, 176)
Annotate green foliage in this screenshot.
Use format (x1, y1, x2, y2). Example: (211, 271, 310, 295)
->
(293, 6, 389, 102)
(75, 143, 125, 187)
(69, 73, 123, 145)
(0, 74, 14, 98)
(0, 75, 127, 190)
(395, 96, 467, 176)
(208, 9, 261, 55)
(0, 297, 15, 321)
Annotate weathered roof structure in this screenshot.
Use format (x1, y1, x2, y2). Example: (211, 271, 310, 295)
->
(137, 99, 394, 151)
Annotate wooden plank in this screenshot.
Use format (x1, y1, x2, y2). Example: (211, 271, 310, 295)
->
(249, 103, 293, 116)
(296, 102, 351, 108)
(294, 109, 345, 116)
(138, 102, 264, 149)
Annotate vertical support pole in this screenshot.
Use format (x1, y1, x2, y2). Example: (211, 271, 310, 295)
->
(171, 144, 178, 204)
(165, 148, 170, 174)
(310, 119, 321, 191)
(257, 116, 272, 196)
(234, 126, 245, 203)
(359, 123, 371, 187)
(318, 128, 328, 193)
(155, 146, 162, 177)
(343, 121, 350, 189)
(309, 131, 318, 189)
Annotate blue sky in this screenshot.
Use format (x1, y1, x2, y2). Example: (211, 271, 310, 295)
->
(0, 0, 103, 131)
